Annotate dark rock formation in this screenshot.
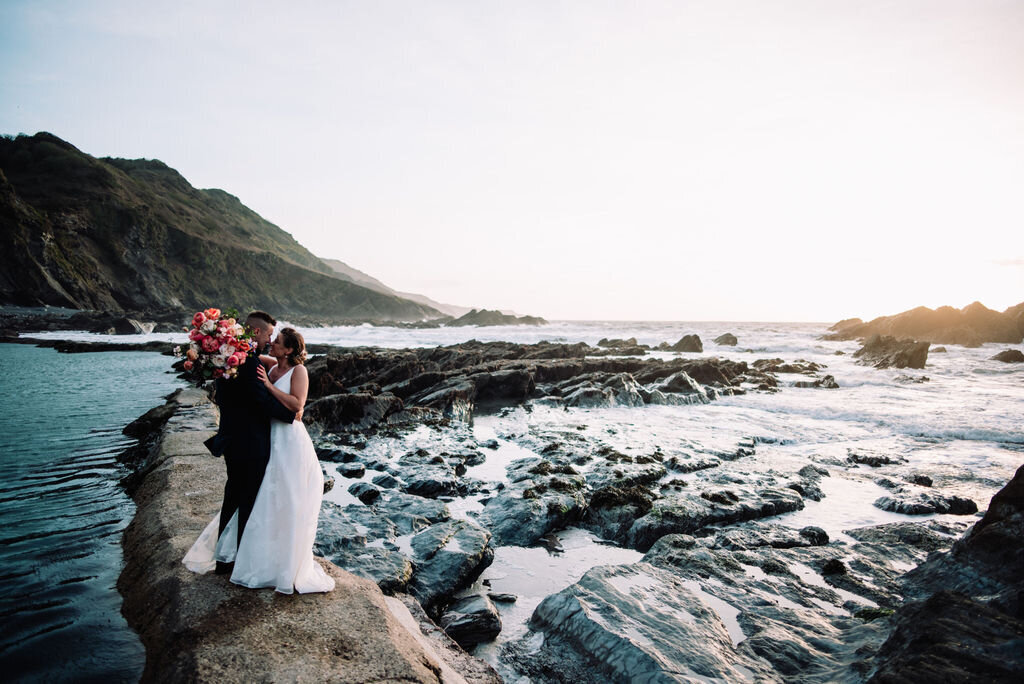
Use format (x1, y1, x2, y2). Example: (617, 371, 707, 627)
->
(669, 334, 703, 352)
(825, 301, 1024, 347)
(714, 332, 738, 346)
(439, 594, 502, 648)
(991, 349, 1024, 363)
(853, 335, 930, 369)
(864, 465, 1024, 681)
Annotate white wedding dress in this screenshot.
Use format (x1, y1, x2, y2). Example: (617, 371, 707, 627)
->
(183, 367, 335, 594)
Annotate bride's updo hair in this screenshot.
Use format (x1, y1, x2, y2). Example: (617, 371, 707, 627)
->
(278, 327, 307, 365)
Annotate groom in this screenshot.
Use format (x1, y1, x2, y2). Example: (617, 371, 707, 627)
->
(211, 310, 297, 574)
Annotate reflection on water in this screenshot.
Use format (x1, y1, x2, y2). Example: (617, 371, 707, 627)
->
(0, 344, 182, 681)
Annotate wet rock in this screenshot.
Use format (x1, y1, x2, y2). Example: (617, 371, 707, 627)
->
(439, 594, 502, 648)
(707, 522, 829, 551)
(478, 459, 587, 546)
(522, 563, 779, 682)
(348, 481, 380, 505)
(488, 593, 517, 603)
(991, 349, 1024, 363)
(932, 346, 947, 353)
(408, 519, 494, 613)
(305, 392, 407, 431)
(847, 451, 896, 468)
(894, 374, 930, 384)
(822, 559, 846, 575)
(602, 373, 646, 407)
(596, 337, 638, 348)
(714, 333, 738, 346)
(792, 374, 839, 389)
(581, 485, 656, 541)
(321, 468, 334, 494)
(374, 491, 450, 535)
(905, 473, 933, 487)
(562, 385, 613, 408)
(866, 591, 1024, 683)
(853, 335, 930, 370)
(123, 402, 177, 438)
(874, 491, 978, 516)
(315, 447, 362, 463)
(626, 485, 805, 551)
(338, 462, 366, 479)
(669, 334, 704, 352)
(656, 370, 710, 401)
(372, 473, 400, 489)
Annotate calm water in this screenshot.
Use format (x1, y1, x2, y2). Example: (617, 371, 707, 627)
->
(0, 344, 183, 682)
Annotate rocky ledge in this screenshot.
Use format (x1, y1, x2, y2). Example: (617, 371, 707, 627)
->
(117, 388, 498, 683)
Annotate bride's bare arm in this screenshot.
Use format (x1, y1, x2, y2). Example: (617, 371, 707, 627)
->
(256, 364, 308, 414)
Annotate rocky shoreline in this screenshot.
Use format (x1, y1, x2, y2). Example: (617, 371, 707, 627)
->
(117, 387, 499, 683)
(287, 340, 1022, 681)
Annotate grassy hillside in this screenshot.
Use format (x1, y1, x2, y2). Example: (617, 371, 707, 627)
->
(0, 133, 440, 321)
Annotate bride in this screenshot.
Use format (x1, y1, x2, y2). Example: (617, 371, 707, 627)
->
(183, 327, 334, 594)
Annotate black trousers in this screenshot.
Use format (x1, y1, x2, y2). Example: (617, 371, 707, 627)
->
(218, 447, 270, 549)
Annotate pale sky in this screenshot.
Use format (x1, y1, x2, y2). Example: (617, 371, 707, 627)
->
(2, 1, 1022, 321)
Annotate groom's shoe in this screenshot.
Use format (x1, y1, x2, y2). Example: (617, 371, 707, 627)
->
(215, 561, 234, 575)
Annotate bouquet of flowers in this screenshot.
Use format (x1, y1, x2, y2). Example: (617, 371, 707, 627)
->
(173, 308, 254, 385)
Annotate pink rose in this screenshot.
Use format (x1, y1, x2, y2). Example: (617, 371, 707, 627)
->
(183, 360, 194, 371)
(192, 312, 206, 328)
(226, 354, 240, 368)
(204, 308, 221, 320)
(233, 351, 248, 365)
(202, 337, 220, 353)
(188, 329, 203, 342)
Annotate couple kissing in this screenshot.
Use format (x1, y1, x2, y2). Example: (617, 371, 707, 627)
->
(183, 311, 334, 594)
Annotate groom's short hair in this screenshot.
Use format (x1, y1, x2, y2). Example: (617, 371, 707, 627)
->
(246, 311, 277, 328)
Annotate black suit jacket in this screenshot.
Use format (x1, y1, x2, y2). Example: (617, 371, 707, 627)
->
(207, 352, 294, 458)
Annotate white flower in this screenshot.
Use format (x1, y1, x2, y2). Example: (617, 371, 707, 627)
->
(190, 342, 201, 354)
(232, 324, 245, 337)
(201, 320, 217, 335)
(210, 354, 226, 368)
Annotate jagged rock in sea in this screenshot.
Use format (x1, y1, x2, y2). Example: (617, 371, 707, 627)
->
(853, 334, 930, 369)
(668, 333, 704, 352)
(596, 337, 639, 348)
(714, 332, 739, 346)
(440, 594, 502, 648)
(863, 464, 1024, 681)
(991, 349, 1024, 363)
(824, 301, 1024, 347)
